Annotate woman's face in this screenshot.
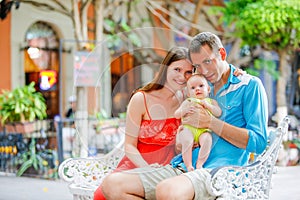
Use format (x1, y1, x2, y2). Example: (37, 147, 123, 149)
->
(165, 59, 193, 92)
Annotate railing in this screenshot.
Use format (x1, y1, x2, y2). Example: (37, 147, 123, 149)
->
(0, 117, 124, 179)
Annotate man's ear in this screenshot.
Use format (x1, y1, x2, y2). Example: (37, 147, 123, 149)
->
(219, 48, 226, 60)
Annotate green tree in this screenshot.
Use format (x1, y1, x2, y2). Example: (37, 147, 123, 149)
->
(221, 0, 300, 121)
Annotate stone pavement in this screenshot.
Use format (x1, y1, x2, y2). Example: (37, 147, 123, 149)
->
(0, 166, 299, 200)
(0, 173, 72, 200)
(269, 166, 300, 200)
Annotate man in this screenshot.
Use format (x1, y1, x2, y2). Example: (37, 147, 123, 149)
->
(101, 32, 268, 200)
(65, 95, 77, 119)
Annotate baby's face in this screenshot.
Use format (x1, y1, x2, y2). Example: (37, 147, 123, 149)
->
(187, 75, 209, 99)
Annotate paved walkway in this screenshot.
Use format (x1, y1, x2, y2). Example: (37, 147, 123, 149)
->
(0, 173, 72, 200)
(0, 166, 299, 199)
(269, 166, 300, 200)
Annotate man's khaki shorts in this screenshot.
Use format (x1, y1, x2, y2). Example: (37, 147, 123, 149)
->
(183, 168, 216, 200)
(128, 165, 215, 200)
(128, 165, 182, 199)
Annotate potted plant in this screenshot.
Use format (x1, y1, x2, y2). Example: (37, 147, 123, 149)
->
(0, 82, 47, 133)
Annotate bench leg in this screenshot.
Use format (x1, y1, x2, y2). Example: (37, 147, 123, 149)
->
(73, 194, 93, 200)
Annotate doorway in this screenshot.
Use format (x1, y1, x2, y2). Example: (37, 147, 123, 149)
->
(23, 21, 59, 119)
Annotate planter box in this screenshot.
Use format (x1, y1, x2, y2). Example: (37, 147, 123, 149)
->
(0, 123, 3, 132)
(5, 123, 17, 133)
(5, 122, 35, 134)
(15, 122, 35, 134)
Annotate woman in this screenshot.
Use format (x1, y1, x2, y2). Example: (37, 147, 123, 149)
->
(94, 46, 194, 200)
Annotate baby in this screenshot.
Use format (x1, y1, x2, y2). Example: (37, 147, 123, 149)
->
(175, 74, 222, 171)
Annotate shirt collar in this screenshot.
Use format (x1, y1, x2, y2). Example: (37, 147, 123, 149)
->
(210, 64, 241, 97)
(227, 64, 241, 85)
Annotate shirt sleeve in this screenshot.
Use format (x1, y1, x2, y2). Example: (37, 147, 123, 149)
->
(244, 77, 269, 154)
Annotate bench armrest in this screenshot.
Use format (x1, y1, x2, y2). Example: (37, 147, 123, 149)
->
(58, 138, 125, 190)
(206, 116, 290, 199)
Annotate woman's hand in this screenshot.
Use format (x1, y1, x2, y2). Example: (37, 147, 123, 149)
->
(233, 68, 246, 76)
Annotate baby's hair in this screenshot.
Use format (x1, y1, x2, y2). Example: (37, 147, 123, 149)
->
(187, 73, 209, 87)
(188, 73, 206, 81)
(192, 71, 201, 76)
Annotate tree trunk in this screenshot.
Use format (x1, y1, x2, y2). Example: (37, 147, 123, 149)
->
(275, 50, 290, 123)
(95, 0, 104, 42)
(72, 0, 83, 49)
(190, 0, 205, 36)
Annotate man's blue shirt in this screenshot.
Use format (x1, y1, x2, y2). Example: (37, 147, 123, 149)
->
(171, 65, 268, 170)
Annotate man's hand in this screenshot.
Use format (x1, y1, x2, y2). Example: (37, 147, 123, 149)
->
(182, 106, 211, 129)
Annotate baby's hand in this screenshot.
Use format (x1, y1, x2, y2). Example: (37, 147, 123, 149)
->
(199, 100, 209, 109)
(177, 125, 184, 133)
(182, 105, 196, 116)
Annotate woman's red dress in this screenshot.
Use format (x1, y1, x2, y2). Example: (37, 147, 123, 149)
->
(115, 117, 181, 171)
(94, 92, 181, 200)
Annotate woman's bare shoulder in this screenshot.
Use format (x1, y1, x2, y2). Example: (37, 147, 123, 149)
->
(129, 91, 147, 106)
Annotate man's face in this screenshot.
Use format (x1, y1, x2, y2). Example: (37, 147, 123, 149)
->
(71, 101, 76, 110)
(190, 45, 223, 84)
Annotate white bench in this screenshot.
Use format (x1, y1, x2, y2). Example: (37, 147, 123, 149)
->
(58, 117, 290, 200)
(58, 139, 124, 200)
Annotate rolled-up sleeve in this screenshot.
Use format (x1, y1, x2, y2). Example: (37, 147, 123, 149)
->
(244, 77, 268, 154)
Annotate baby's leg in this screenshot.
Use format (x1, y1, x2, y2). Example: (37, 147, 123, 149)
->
(196, 132, 212, 169)
(177, 127, 194, 171)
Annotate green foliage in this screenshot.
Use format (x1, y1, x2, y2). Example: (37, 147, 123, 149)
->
(95, 109, 120, 132)
(245, 58, 280, 79)
(0, 82, 47, 124)
(96, 109, 109, 121)
(216, 0, 262, 25)
(230, 0, 300, 52)
(104, 18, 142, 53)
(16, 138, 58, 178)
(16, 138, 43, 176)
(118, 112, 126, 119)
(216, 0, 300, 52)
(215, 0, 299, 94)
